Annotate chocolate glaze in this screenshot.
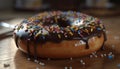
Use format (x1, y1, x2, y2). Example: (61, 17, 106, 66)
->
(82, 38, 89, 49)
(101, 31, 107, 50)
(13, 11, 107, 58)
(14, 34, 19, 48)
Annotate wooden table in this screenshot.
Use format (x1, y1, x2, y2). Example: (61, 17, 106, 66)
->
(0, 17, 120, 69)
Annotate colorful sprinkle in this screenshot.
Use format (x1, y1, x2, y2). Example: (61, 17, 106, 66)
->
(58, 34, 61, 38)
(69, 32, 73, 36)
(97, 28, 101, 31)
(108, 55, 114, 60)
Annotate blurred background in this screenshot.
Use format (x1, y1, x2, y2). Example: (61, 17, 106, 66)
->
(0, 0, 120, 18)
(0, 0, 120, 37)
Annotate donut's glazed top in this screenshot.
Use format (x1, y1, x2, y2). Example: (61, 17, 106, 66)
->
(14, 11, 106, 43)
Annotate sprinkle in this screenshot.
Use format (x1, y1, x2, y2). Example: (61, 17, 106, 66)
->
(17, 26, 21, 31)
(79, 34, 84, 37)
(75, 27, 78, 31)
(36, 67, 39, 69)
(91, 26, 95, 29)
(58, 34, 61, 38)
(50, 20, 53, 23)
(57, 31, 60, 33)
(111, 45, 115, 48)
(85, 29, 89, 34)
(39, 62, 45, 66)
(82, 62, 85, 65)
(55, 17, 58, 23)
(35, 32, 41, 37)
(90, 55, 93, 58)
(69, 32, 73, 36)
(69, 66, 72, 69)
(80, 60, 83, 63)
(53, 31, 55, 33)
(47, 58, 50, 60)
(94, 55, 98, 58)
(74, 44, 78, 47)
(106, 31, 109, 34)
(66, 28, 70, 32)
(97, 28, 101, 31)
(42, 19, 45, 23)
(78, 30, 80, 34)
(27, 58, 31, 61)
(114, 36, 120, 40)
(60, 27, 64, 30)
(70, 28, 74, 32)
(91, 28, 93, 32)
(60, 30, 64, 33)
(92, 52, 96, 55)
(62, 18, 65, 21)
(70, 57, 73, 60)
(34, 20, 40, 23)
(34, 59, 39, 63)
(108, 55, 114, 60)
(91, 22, 95, 25)
(64, 66, 68, 69)
(57, 16, 60, 19)
(37, 16, 42, 19)
(79, 40, 86, 44)
(104, 54, 107, 56)
(38, 24, 42, 27)
(22, 19, 28, 23)
(108, 52, 113, 55)
(117, 64, 120, 68)
(100, 24, 103, 28)
(101, 54, 104, 57)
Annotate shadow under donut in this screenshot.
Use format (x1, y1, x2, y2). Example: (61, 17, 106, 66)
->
(13, 46, 117, 69)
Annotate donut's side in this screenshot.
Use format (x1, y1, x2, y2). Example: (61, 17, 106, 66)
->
(14, 33, 105, 58)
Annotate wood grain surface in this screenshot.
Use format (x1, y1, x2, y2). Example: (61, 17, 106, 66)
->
(0, 16, 120, 69)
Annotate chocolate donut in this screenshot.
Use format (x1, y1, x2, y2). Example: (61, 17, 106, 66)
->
(13, 11, 107, 58)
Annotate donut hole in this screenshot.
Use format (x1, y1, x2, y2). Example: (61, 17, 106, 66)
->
(42, 17, 71, 27)
(57, 19, 71, 27)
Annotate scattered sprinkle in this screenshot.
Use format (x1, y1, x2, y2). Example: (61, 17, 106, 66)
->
(111, 45, 115, 49)
(64, 66, 68, 69)
(80, 60, 83, 63)
(101, 54, 104, 57)
(90, 55, 93, 58)
(108, 55, 114, 60)
(70, 57, 73, 60)
(104, 54, 107, 56)
(94, 55, 98, 58)
(82, 62, 85, 65)
(39, 62, 45, 66)
(117, 64, 120, 68)
(114, 36, 120, 40)
(69, 66, 72, 69)
(27, 58, 31, 61)
(47, 58, 50, 60)
(34, 60, 39, 63)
